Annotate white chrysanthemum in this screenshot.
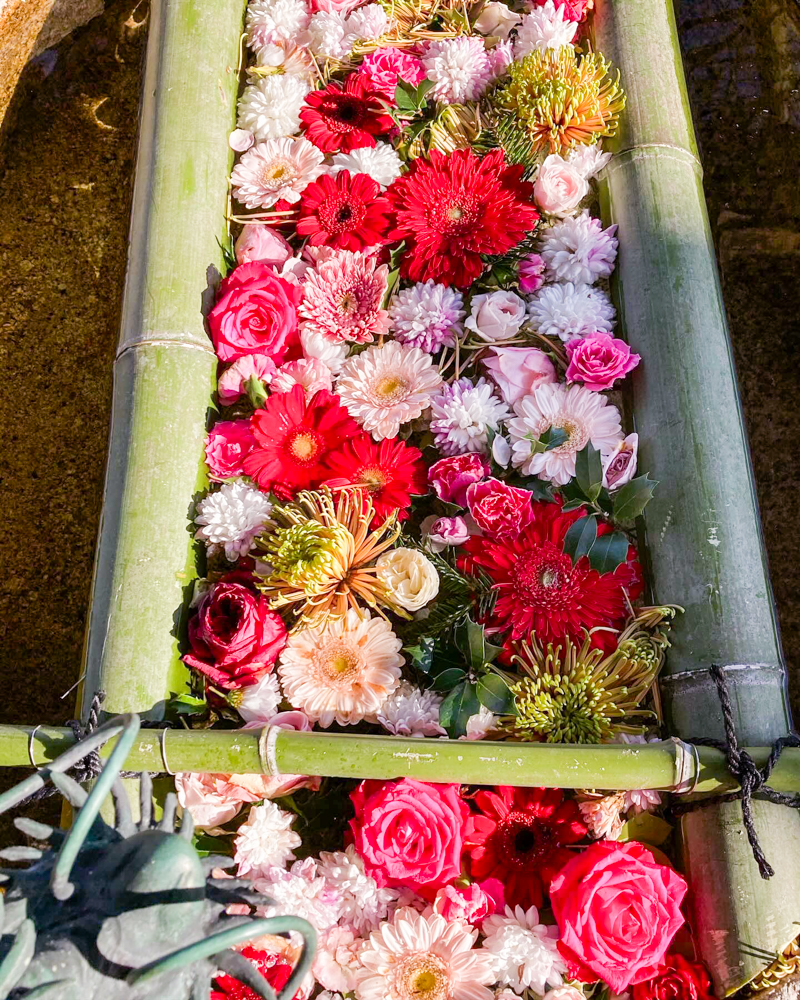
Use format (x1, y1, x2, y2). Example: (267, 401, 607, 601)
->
(540, 210, 618, 284)
(567, 142, 613, 179)
(254, 858, 344, 932)
(528, 282, 615, 342)
(231, 137, 327, 209)
(330, 142, 403, 190)
(194, 480, 272, 561)
(356, 907, 495, 1000)
(233, 671, 282, 724)
(308, 10, 357, 60)
(514, 2, 578, 57)
(234, 801, 301, 878)
(301, 326, 350, 375)
(389, 281, 464, 353)
(237, 74, 310, 140)
(247, 0, 310, 56)
(481, 905, 566, 995)
(278, 608, 403, 727)
(346, 2, 390, 40)
(336, 341, 443, 440)
(422, 36, 495, 104)
(377, 681, 446, 737)
(317, 845, 399, 935)
(508, 382, 622, 485)
(429, 377, 510, 457)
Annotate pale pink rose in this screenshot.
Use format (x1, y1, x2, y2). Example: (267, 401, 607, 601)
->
(534, 153, 589, 216)
(519, 252, 546, 293)
(482, 346, 557, 406)
(271, 357, 333, 394)
(175, 772, 269, 829)
(474, 0, 521, 37)
(465, 290, 527, 342)
(229, 128, 255, 152)
(205, 420, 257, 480)
(241, 710, 321, 798)
(421, 514, 470, 552)
(218, 353, 278, 406)
(602, 432, 639, 490)
(235, 225, 294, 268)
(565, 333, 641, 391)
(313, 927, 363, 992)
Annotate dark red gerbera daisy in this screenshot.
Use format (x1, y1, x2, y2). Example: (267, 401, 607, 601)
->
(300, 73, 394, 153)
(461, 500, 643, 645)
(297, 170, 392, 251)
(211, 945, 294, 1000)
(385, 147, 540, 288)
(323, 433, 428, 524)
(243, 383, 360, 497)
(463, 785, 587, 909)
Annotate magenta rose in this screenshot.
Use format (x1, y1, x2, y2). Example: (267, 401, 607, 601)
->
(565, 333, 641, 391)
(183, 580, 287, 690)
(205, 420, 257, 480)
(482, 346, 557, 406)
(467, 478, 534, 540)
(349, 778, 470, 898)
(208, 261, 302, 363)
(550, 841, 687, 994)
(428, 453, 490, 507)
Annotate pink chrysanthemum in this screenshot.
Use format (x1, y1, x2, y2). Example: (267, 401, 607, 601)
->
(300, 249, 390, 345)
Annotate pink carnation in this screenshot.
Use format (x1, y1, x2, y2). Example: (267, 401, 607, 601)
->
(300, 248, 390, 345)
(428, 453, 490, 507)
(482, 346, 557, 407)
(530, 0, 592, 21)
(235, 225, 294, 268)
(565, 333, 641, 391)
(310, 0, 365, 12)
(218, 353, 278, 406)
(359, 47, 426, 98)
(467, 478, 534, 540)
(205, 420, 257, 479)
(271, 357, 333, 394)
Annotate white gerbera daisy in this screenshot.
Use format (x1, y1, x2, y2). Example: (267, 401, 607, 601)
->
(237, 74, 310, 140)
(230, 137, 327, 209)
(429, 377, 510, 456)
(346, 2, 390, 40)
(356, 907, 495, 1000)
(389, 280, 464, 353)
(247, 0, 310, 56)
(507, 382, 622, 485)
(514, 2, 578, 57)
(540, 210, 618, 284)
(308, 10, 357, 60)
(527, 282, 616, 342)
(336, 341, 443, 440)
(377, 681, 446, 738)
(481, 905, 566, 995)
(234, 801, 301, 878)
(567, 142, 613, 180)
(317, 845, 399, 935)
(422, 36, 495, 104)
(278, 608, 403, 727)
(232, 671, 283, 724)
(301, 326, 350, 375)
(254, 858, 344, 932)
(194, 480, 272, 561)
(330, 142, 403, 190)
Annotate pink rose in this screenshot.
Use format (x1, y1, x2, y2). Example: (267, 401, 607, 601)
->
(602, 432, 639, 490)
(565, 333, 641, 391)
(208, 261, 302, 363)
(235, 225, 294, 268)
(205, 420, 257, 479)
(519, 252, 546, 293)
(218, 354, 278, 406)
(432, 881, 503, 925)
(229, 128, 255, 153)
(349, 778, 470, 898)
(467, 478, 534, 540)
(550, 841, 687, 994)
(534, 153, 589, 216)
(359, 47, 426, 98)
(482, 346, 557, 406)
(428, 453, 490, 507)
(422, 514, 470, 552)
(175, 771, 287, 829)
(465, 290, 527, 342)
(183, 580, 288, 689)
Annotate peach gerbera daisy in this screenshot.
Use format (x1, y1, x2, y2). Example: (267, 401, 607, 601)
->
(278, 607, 403, 727)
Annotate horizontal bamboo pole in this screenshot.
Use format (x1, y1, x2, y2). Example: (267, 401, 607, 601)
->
(4, 725, 800, 794)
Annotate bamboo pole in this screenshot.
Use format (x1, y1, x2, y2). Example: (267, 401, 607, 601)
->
(593, 0, 800, 992)
(79, 0, 247, 722)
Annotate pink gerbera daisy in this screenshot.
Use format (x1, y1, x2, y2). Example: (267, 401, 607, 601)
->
(300, 249, 390, 344)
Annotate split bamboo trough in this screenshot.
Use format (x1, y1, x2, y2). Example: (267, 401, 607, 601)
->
(0, 0, 797, 994)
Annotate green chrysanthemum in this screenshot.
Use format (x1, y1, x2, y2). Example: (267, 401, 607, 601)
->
(261, 521, 350, 596)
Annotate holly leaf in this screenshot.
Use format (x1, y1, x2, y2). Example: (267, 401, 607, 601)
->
(465, 617, 488, 669)
(477, 674, 515, 714)
(588, 530, 630, 574)
(563, 515, 598, 564)
(575, 443, 604, 503)
(518, 477, 555, 502)
(431, 667, 467, 692)
(167, 692, 208, 716)
(618, 812, 673, 847)
(439, 679, 480, 738)
(404, 638, 435, 673)
(611, 474, 658, 523)
(530, 426, 569, 455)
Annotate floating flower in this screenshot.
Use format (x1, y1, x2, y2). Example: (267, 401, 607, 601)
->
(246, 0, 310, 53)
(336, 341, 443, 440)
(464, 290, 527, 343)
(377, 681, 446, 737)
(466, 478, 534, 541)
(301, 325, 350, 374)
(237, 74, 311, 140)
(388, 280, 465, 353)
(254, 857, 345, 933)
(540, 211, 618, 284)
(422, 514, 470, 552)
(298, 170, 392, 251)
(422, 36, 496, 104)
(315, 926, 364, 994)
(317, 844, 400, 935)
(429, 377, 510, 456)
(514, 1, 578, 57)
(330, 142, 404, 190)
(300, 248, 390, 344)
(528, 282, 615, 341)
(432, 881, 502, 924)
(324, 435, 427, 524)
(232, 671, 283, 724)
(567, 142, 612, 179)
(376, 547, 439, 611)
(301, 73, 394, 153)
(359, 47, 426, 97)
(235, 225, 293, 268)
(530, 0, 593, 22)
(533, 153, 589, 216)
(474, 1, 521, 38)
(211, 945, 294, 1000)
(195, 481, 273, 561)
(602, 431, 638, 490)
(482, 345, 557, 407)
(386, 148, 540, 288)
(482, 904, 567, 994)
(565, 333, 640, 391)
(518, 252, 547, 292)
(230, 137, 327, 209)
(346, 2, 390, 40)
(234, 800, 301, 877)
(507, 382, 622, 485)
(271, 357, 334, 395)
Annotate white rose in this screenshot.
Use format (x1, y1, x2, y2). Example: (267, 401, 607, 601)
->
(464, 290, 527, 342)
(533, 153, 590, 216)
(473, 1, 521, 38)
(377, 548, 439, 612)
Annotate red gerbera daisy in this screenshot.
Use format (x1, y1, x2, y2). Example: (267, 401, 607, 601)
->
(385, 147, 540, 288)
(211, 945, 294, 1000)
(323, 434, 428, 524)
(461, 500, 642, 644)
(297, 171, 392, 251)
(463, 785, 587, 909)
(243, 383, 360, 497)
(300, 72, 395, 153)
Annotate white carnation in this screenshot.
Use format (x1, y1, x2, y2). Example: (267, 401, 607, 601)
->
(527, 282, 615, 342)
(346, 2, 390, 40)
(317, 845, 399, 934)
(247, 0, 310, 57)
(307, 10, 357, 60)
(423, 36, 495, 103)
(567, 143, 613, 179)
(237, 74, 310, 140)
(236, 672, 283, 724)
(254, 858, 344, 932)
(194, 480, 272, 561)
(234, 801, 301, 878)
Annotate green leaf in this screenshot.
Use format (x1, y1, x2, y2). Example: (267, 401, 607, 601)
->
(465, 617, 488, 670)
(618, 812, 674, 847)
(383, 267, 401, 308)
(431, 667, 467, 692)
(477, 674, 515, 714)
(439, 680, 480, 738)
(245, 373, 268, 409)
(560, 498, 587, 513)
(588, 530, 630, 574)
(168, 692, 207, 716)
(611, 473, 658, 523)
(393, 83, 419, 111)
(575, 443, 604, 503)
(533, 426, 568, 454)
(563, 515, 598, 564)
(404, 638, 435, 673)
(414, 79, 435, 103)
(518, 477, 555, 502)
(483, 638, 504, 665)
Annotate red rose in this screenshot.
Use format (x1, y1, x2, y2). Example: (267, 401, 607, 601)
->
(466, 478, 534, 540)
(428, 453, 490, 507)
(208, 261, 302, 363)
(183, 580, 287, 689)
(550, 841, 687, 994)
(349, 778, 469, 898)
(632, 955, 715, 1000)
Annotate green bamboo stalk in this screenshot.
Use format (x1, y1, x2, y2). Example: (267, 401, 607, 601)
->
(80, 0, 247, 722)
(593, 0, 800, 992)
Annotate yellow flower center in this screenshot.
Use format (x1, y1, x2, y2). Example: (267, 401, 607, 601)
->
(396, 955, 448, 1000)
(261, 158, 295, 186)
(373, 373, 409, 404)
(318, 638, 361, 684)
(287, 429, 324, 464)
